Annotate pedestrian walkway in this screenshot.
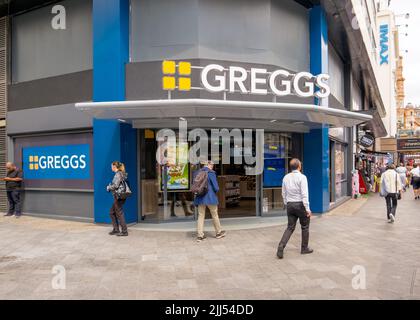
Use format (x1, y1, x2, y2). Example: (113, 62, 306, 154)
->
(0, 190, 419, 300)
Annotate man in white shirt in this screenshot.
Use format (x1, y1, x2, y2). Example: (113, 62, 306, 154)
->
(277, 158, 313, 259)
(380, 164, 403, 223)
(410, 164, 420, 200)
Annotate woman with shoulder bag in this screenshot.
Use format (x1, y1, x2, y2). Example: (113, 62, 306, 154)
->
(106, 161, 129, 236)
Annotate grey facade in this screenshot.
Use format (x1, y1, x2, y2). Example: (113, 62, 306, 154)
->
(0, 0, 386, 221)
(131, 0, 310, 72)
(11, 0, 92, 83)
(6, 0, 94, 220)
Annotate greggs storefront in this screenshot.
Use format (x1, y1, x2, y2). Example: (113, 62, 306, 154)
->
(75, 0, 371, 224)
(7, 0, 373, 224)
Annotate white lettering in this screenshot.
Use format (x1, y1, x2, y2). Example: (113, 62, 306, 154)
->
(269, 70, 291, 96)
(39, 156, 47, 169)
(47, 156, 54, 169)
(70, 155, 79, 169)
(51, 5, 66, 30)
(293, 72, 315, 98)
(61, 155, 70, 169)
(79, 155, 87, 169)
(201, 64, 226, 92)
(198, 63, 331, 99)
(54, 155, 61, 169)
(315, 74, 331, 99)
(229, 66, 248, 94)
(250, 68, 268, 95)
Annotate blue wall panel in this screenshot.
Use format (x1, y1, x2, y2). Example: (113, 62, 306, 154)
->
(303, 5, 330, 214)
(93, 0, 138, 224)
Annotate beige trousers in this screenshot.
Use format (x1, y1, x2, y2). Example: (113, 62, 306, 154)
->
(197, 205, 222, 237)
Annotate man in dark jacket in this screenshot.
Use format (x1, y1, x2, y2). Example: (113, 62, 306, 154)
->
(3, 162, 24, 218)
(194, 161, 226, 242)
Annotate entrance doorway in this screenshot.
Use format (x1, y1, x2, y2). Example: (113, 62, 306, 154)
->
(138, 129, 302, 222)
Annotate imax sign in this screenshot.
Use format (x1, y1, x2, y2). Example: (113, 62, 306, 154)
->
(162, 61, 331, 99)
(379, 24, 389, 65)
(23, 144, 90, 180)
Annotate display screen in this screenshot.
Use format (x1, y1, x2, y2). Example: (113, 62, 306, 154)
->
(263, 158, 286, 188)
(159, 142, 190, 191)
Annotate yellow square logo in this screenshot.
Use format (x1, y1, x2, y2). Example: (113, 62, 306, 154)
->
(34, 156, 39, 162)
(163, 76, 176, 90)
(162, 60, 192, 92)
(178, 62, 191, 76)
(29, 164, 34, 170)
(162, 60, 176, 75)
(29, 156, 34, 162)
(34, 164, 39, 170)
(178, 77, 191, 91)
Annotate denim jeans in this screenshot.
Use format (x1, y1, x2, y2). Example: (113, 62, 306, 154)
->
(7, 190, 22, 216)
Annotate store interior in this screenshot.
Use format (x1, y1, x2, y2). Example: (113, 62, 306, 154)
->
(139, 129, 302, 222)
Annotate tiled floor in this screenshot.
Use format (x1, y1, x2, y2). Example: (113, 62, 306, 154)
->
(0, 190, 419, 300)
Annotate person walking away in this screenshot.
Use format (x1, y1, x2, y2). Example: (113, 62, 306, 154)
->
(277, 158, 313, 259)
(2, 162, 24, 218)
(410, 164, 420, 200)
(106, 161, 130, 236)
(380, 164, 403, 223)
(396, 163, 407, 192)
(192, 161, 226, 242)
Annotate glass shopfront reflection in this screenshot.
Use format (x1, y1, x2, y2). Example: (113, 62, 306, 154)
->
(139, 129, 302, 222)
(261, 133, 302, 216)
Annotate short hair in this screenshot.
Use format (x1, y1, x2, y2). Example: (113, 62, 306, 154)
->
(387, 163, 396, 170)
(289, 158, 301, 171)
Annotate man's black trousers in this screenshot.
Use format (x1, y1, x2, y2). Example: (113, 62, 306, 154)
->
(278, 202, 310, 250)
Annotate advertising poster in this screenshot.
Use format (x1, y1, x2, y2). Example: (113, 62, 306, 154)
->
(160, 143, 190, 191)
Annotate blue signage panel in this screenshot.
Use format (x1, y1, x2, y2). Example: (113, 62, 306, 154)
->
(263, 158, 286, 188)
(22, 144, 91, 180)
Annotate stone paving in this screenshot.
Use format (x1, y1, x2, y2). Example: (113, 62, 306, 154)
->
(0, 190, 419, 300)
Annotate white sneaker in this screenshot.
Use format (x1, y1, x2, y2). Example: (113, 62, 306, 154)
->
(389, 214, 395, 223)
(387, 219, 392, 223)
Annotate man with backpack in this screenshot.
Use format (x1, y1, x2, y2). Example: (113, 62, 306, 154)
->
(192, 161, 226, 242)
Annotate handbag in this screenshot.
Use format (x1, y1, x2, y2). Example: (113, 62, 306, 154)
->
(116, 179, 132, 200)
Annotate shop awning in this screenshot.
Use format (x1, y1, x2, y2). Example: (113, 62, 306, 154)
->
(357, 109, 388, 138)
(75, 99, 372, 128)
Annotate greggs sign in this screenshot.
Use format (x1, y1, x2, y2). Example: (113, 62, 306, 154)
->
(162, 61, 330, 99)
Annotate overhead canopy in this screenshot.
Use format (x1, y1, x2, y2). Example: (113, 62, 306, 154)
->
(75, 99, 372, 130)
(358, 109, 388, 138)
